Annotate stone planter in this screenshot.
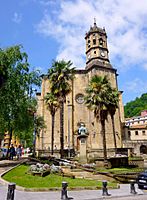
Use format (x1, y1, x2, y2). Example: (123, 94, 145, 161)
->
(29, 169, 50, 177)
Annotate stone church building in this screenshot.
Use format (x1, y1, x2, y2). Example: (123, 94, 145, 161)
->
(36, 21, 124, 159)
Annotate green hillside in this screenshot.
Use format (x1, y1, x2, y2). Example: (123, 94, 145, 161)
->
(124, 93, 147, 118)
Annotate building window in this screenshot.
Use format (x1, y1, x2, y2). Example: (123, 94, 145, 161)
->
(135, 131, 138, 135)
(99, 38, 103, 46)
(93, 132, 96, 138)
(75, 93, 85, 104)
(142, 131, 146, 135)
(65, 136, 67, 143)
(88, 40, 90, 48)
(93, 39, 96, 45)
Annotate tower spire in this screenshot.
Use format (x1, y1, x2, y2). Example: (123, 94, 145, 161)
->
(94, 17, 96, 26)
(85, 19, 110, 69)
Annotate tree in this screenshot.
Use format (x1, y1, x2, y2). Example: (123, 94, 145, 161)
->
(48, 60, 75, 158)
(45, 92, 59, 155)
(0, 48, 8, 88)
(124, 93, 147, 118)
(35, 116, 46, 137)
(33, 115, 46, 156)
(0, 45, 41, 150)
(85, 75, 112, 162)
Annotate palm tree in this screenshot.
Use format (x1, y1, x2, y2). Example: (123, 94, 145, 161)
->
(107, 88, 119, 155)
(85, 75, 111, 162)
(45, 93, 59, 155)
(48, 60, 75, 158)
(32, 115, 46, 157)
(35, 116, 46, 137)
(33, 115, 46, 155)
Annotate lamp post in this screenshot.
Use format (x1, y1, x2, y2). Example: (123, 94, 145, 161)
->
(67, 100, 72, 158)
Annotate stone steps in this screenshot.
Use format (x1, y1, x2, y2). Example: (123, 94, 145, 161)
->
(68, 168, 115, 181)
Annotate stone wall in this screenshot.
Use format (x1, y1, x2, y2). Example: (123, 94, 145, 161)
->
(36, 68, 123, 158)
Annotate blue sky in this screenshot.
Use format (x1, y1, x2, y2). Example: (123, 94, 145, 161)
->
(0, 0, 147, 105)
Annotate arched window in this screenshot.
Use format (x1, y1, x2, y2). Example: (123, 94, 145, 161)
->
(88, 40, 90, 48)
(93, 39, 96, 45)
(140, 145, 147, 154)
(99, 38, 103, 46)
(135, 131, 138, 135)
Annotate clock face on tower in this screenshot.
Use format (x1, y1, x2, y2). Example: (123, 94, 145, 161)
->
(100, 50, 106, 57)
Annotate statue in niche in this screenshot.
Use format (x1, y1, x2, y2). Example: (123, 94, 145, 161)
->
(78, 123, 87, 136)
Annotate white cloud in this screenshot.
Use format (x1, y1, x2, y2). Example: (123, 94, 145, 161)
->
(12, 12, 22, 24)
(36, 0, 147, 71)
(39, 0, 56, 6)
(143, 63, 147, 70)
(125, 78, 147, 94)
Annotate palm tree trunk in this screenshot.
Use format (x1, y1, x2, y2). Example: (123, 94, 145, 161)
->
(51, 113, 55, 155)
(111, 115, 117, 155)
(60, 101, 64, 158)
(101, 120, 107, 161)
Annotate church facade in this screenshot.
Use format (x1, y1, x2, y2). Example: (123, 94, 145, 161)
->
(36, 21, 124, 159)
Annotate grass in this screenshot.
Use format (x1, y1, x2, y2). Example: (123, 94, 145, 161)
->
(2, 164, 117, 189)
(96, 167, 144, 174)
(128, 156, 143, 161)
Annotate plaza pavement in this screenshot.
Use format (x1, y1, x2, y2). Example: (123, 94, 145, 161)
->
(0, 159, 147, 200)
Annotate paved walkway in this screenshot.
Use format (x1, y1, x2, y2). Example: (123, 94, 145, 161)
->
(0, 159, 147, 200)
(0, 183, 146, 200)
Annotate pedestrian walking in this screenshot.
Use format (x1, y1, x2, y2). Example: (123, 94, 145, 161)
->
(9, 144, 16, 160)
(16, 145, 22, 160)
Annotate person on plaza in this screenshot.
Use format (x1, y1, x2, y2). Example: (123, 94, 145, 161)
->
(9, 144, 16, 160)
(16, 145, 22, 160)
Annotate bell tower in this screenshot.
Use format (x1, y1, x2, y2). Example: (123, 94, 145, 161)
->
(85, 19, 111, 70)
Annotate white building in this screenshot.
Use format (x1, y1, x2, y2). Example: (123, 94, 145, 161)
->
(123, 110, 147, 155)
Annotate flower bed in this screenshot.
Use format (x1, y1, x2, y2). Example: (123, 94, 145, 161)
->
(27, 163, 51, 177)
